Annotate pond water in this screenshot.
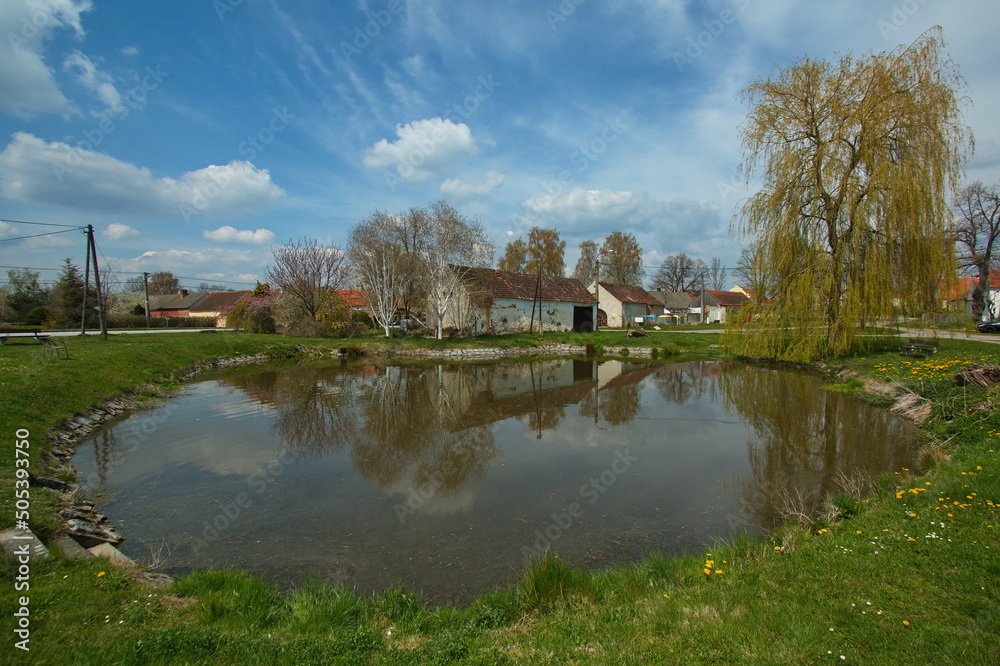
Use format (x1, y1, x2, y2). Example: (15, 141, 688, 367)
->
(73, 358, 916, 604)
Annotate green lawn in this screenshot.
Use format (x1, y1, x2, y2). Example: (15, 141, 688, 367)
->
(1, 331, 997, 664)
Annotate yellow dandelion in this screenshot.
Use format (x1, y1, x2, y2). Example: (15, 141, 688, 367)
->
(97, 572, 106, 577)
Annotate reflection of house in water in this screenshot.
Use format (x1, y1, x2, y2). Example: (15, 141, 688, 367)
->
(436, 360, 661, 435)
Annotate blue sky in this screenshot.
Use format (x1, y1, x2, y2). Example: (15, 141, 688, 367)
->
(2, 0, 999, 290)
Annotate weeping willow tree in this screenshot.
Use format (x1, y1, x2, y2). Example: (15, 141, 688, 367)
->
(725, 30, 970, 362)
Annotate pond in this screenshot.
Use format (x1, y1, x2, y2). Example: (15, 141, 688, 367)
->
(73, 358, 916, 604)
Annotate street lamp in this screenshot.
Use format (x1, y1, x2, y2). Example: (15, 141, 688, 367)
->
(593, 249, 613, 330)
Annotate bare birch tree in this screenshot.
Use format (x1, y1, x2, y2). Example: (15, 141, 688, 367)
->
(349, 210, 415, 337)
(422, 200, 493, 339)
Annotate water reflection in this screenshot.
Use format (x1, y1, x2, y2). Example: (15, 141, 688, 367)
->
(716, 364, 915, 527)
(73, 359, 916, 604)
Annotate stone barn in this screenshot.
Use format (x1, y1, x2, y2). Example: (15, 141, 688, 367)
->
(444, 267, 597, 334)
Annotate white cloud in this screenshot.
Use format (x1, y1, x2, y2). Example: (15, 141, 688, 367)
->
(517, 187, 726, 254)
(119, 45, 139, 56)
(124, 248, 270, 283)
(63, 49, 123, 115)
(440, 171, 504, 201)
(203, 226, 276, 245)
(0, 221, 17, 238)
(103, 222, 138, 240)
(0, 132, 285, 217)
(362, 117, 477, 182)
(0, 0, 92, 117)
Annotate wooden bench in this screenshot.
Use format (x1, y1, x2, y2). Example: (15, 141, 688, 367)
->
(39, 335, 69, 360)
(0, 327, 42, 344)
(899, 338, 940, 356)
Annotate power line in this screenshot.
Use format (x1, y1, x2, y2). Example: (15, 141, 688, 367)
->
(0, 264, 255, 285)
(0, 217, 85, 229)
(0, 228, 83, 243)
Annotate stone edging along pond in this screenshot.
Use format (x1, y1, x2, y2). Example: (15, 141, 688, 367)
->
(39, 343, 663, 567)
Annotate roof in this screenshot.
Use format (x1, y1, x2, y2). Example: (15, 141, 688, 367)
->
(941, 275, 1000, 301)
(706, 290, 752, 307)
(598, 282, 662, 306)
(149, 292, 208, 311)
(334, 289, 368, 308)
(647, 290, 696, 309)
(455, 266, 596, 304)
(189, 290, 250, 313)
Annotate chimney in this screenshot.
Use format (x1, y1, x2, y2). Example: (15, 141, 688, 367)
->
(180, 289, 189, 297)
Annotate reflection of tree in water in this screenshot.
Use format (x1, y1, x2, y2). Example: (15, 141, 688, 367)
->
(717, 364, 915, 527)
(653, 361, 725, 405)
(221, 360, 665, 500)
(351, 365, 497, 497)
(227, 365, 498, 498)
(223, 367, 364, 456)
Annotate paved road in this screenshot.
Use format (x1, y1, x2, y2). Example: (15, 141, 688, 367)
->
(600, 326, 1000, 345)
(2, 328, 231, 340)
(896, 327, 1000, 345)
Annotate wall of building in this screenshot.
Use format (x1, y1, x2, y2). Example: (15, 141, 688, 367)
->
(485, 298, 591, 333)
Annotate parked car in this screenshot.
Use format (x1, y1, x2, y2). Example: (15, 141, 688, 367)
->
(976, 321, 1000, 334)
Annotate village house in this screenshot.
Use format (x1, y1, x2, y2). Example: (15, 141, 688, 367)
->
(188, 290, 250, 327)
(334, 289, 369, 312)
(941, 275, 1000, 321)
(444, 266, 597, 334)
(147, 290, 208, 318)
(690, 290, 753, 324)
(648, 290, 697, 325)
(590, 282, 663, 328)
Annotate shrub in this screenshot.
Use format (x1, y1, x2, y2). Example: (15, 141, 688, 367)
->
(23, 306, 50, 326)
(282, 318, 328, 338)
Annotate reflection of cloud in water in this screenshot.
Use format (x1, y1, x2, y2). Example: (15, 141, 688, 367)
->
(384, 478, 479, 516)
(73, 358, 919, 604)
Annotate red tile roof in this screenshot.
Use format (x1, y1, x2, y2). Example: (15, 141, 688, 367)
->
(335, 289, 368, 308)
(941, 274, 1000, 301)
(456, 266, 596, 303)
(598, 282, 662, 306)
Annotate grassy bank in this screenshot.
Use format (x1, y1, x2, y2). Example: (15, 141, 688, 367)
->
(1, 332, 997, 663)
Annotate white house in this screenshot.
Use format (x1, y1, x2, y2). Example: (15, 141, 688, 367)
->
(443, 267, 597, 334)
(590, 282, 663, 327)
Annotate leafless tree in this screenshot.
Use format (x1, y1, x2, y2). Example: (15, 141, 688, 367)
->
(572, 240, 599, 284)
(422, 200, 493, 339)
(733, 243, 775, 301)
(264, 237, 351, 322)
(707, 257, 728, 291)
(953, 181, 1000, 320)
(651, 253, 706, 291)
(349, 210, 416, 337)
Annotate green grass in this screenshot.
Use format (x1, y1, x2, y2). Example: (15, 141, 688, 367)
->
(1, 331, 998, 663)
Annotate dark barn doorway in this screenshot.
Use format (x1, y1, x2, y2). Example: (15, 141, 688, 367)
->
(573, 306, 594, 332)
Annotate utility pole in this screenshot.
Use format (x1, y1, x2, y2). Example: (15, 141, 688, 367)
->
(85, 225, 108, 340)
(143, 272, 151, 328)
(81, 227, 91, 334)
(594, 259, 601, 331)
